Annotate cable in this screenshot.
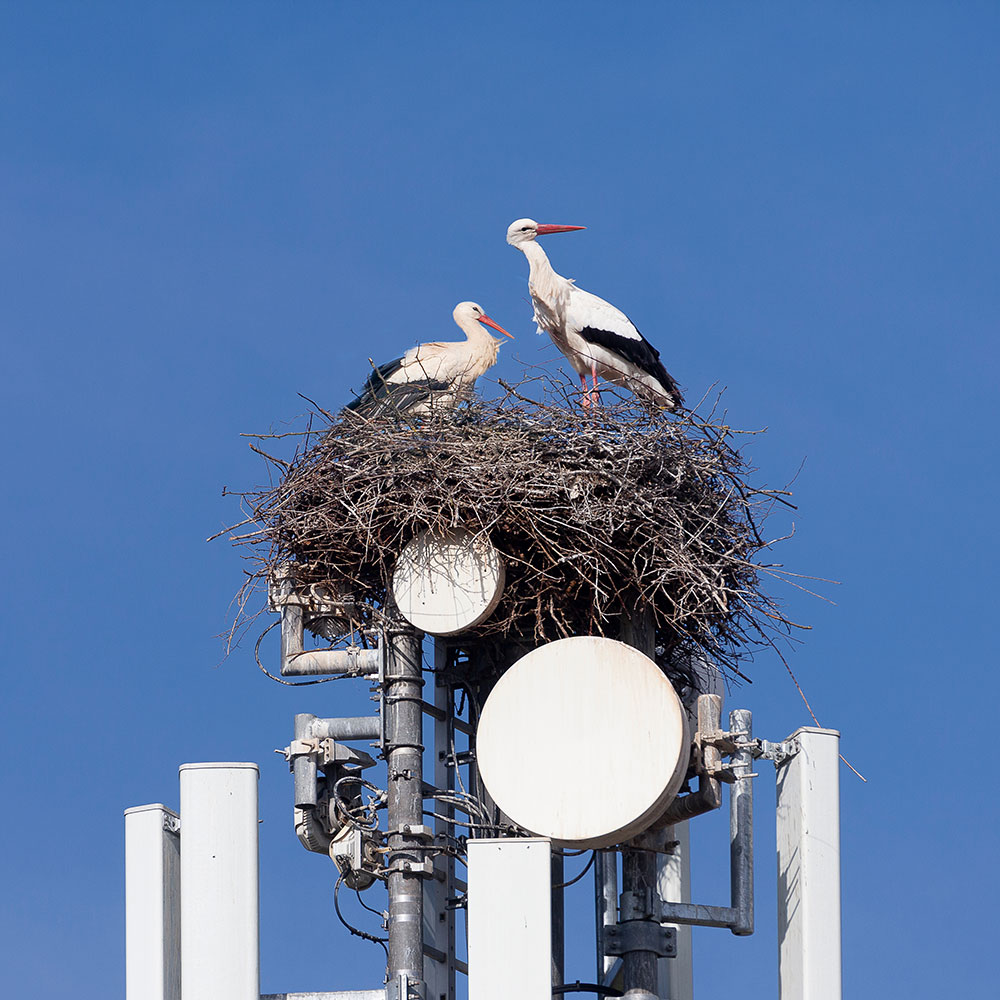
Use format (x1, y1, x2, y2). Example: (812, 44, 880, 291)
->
(422, 810, 507, 834)
(553, 851, 596, 889)
(254, 620, 353, 686)
(332, 774, 384, 831)
(429, 789, 492, 827)
(354, 886, 387, 921)
(333, 873, 388, 959)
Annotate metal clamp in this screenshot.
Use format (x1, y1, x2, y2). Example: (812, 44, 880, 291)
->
(386, 858, 434, 877)
(698, 729, 742, 756)
(752, 737, 799, 766)
(396, 824, 433, 840)
(552, 982, 624, 997)
(385, 972, 424, 1000)
(604, 922, 677, 958)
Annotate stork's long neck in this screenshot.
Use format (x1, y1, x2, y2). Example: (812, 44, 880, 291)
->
(521, 240, 560, 284)
(456, 316, 493, 346)
(520, 240, 571, 316)
(455, 317, 501, 368)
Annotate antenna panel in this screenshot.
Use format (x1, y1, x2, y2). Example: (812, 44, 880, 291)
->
(476, 636, 690, 848)
(392, 527, 505, 636)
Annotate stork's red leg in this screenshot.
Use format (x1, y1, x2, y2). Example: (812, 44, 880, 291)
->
(591, 362, 600, 406)
(580, 372, 590, 408)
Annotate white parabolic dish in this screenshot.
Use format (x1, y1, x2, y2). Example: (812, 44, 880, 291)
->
(391, 527, 505, 637)
(476, 636, 691, 848)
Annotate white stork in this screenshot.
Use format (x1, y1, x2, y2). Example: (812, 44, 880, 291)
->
(506, 218, 683, 409)
(343, 301, 513, 417)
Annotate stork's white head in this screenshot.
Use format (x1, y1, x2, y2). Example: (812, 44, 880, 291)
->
(506, 219, 541, 246)
(506, 218, 586, 247)
(453, 301, 514, 339)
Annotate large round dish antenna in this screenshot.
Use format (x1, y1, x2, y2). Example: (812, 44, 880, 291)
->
(476, 636, 690, 848)
(391, 527, 505, 636)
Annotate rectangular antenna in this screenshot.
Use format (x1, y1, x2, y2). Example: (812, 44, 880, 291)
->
(776, 728, 842, 999)
(179, 762, 260, 1000)
(124, 804, 180, 1000)
(468, 838, 552, 1000)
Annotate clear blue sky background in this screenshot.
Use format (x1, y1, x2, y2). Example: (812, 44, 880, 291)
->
(2, 2, 997, 996)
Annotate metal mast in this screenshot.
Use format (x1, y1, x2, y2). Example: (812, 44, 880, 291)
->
(384, 622, 426, 1000)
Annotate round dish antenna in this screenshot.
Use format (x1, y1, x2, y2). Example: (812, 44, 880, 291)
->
(391, 527, 505, 636)
(476, 636, 690, 848)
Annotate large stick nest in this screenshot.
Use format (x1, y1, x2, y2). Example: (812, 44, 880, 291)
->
(226, 379, 798, 680)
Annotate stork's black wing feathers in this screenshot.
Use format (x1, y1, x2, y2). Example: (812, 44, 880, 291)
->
(578, 325, 684, 406)
(355, 357, 406, 397)
(343, 358, 450, 418)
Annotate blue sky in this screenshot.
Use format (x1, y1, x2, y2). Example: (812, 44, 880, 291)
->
(2, 2, 997, 996)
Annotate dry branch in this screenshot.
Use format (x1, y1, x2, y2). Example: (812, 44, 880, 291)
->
(225, 378, 800, 683)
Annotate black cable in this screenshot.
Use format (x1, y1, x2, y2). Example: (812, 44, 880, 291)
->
(354, 885, 387, 921)
(333, 873, 388, 959)
(254, 620, 353, 686)
(553, 851, 596, 889)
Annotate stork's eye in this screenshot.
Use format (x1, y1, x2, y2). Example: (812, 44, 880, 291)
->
(521, 226, 531, 232)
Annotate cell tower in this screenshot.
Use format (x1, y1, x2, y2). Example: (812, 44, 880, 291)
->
(125, 396, 842, 1000)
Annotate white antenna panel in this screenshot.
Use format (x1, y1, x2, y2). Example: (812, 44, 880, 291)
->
(476, 636, 690, 848)
(392, 527, 505, 636)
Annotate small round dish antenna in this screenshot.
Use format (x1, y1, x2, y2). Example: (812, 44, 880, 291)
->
(391, 527, 505, 636)
(476, 636, 690, 848)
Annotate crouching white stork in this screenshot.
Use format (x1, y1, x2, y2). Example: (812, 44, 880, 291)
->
(506, 218, 683, 409)
(343, 301, 513, 418)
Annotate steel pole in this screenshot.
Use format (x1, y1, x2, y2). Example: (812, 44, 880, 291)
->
(621, 848, 659, 996)
(620, 608, 660, 999)
(422, 640, 456, 1000)
(595, 849, 619, 983)
(729, 709, 754, 936)
(552, 849, 565, 988)
(385, 625, 426, 998)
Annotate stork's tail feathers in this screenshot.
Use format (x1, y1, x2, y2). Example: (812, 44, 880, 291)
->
(343, 378, 451, 419)
(660, 387, 684, 412)
(650, 363, 684, 411)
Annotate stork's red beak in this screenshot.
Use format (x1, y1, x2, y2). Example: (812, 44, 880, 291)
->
(477, 314, 514, 339)
(535, 224, 586, 235)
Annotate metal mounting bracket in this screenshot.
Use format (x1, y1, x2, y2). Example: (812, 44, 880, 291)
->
(279, 737, 376, 771)
(385, 972, 424, 1000)
(604, 922, 677, 958)
(386, 857, 434, 877)
(394, 823, 433, 840)
(752, 737, 800, 766)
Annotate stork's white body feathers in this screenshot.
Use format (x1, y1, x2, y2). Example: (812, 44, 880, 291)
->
(397, 329, 502, 392)
(508, 219, 682, 409)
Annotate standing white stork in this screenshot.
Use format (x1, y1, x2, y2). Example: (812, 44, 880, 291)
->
(506, 218, 683, 409)
(343, 301, 513, 417)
